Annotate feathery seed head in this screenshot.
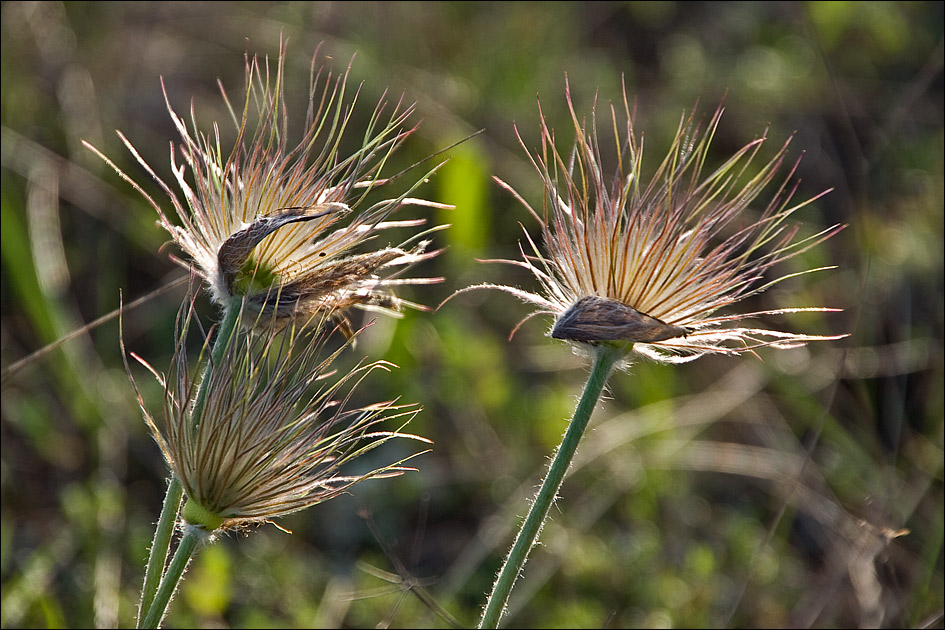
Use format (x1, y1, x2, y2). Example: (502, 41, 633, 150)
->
(87, 40, 449, 335)
(125, 296, 430, 533)
(458, 80, 845, 364)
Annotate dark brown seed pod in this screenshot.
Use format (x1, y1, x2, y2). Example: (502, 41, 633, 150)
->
(551, 295, 690, 343)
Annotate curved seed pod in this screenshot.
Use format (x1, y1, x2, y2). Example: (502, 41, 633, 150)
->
(218, 203, 347, 295)
(551, 295, 690, 343)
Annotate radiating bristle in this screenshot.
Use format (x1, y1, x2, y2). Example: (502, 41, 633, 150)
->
(127, 294, 430, 532)
(451, 80, 845, 364)
(87, 39, 449, 333)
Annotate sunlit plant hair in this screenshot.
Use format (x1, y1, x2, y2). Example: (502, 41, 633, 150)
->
(87, 39, 448, 335)
(460, 79, 845, 364)
(124, 292, 430, 535)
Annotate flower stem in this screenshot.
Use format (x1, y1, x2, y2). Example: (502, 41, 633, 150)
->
(136, 477, 183, 626)
(191, 302, 242, 429)
(139, 528, 203, 629)
(136, 303, 240, 627)
(479, 344, 624, 628)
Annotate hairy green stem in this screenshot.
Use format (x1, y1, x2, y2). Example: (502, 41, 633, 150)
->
(139, 528, 203, 629)
(191, 302, 242, 430)
(136, 303, 240, 627)
(479, 344, 624, 628)
(136, 477, 183, 625)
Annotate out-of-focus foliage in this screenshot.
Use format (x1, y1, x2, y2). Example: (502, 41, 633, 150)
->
(2, 2, 942, 628)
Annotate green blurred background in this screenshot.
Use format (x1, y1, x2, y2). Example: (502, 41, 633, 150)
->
(2, 2, 942, 628)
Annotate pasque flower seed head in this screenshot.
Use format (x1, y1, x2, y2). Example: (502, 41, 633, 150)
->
(88, 40, 449, 336)
(453, 79, 845, 364)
